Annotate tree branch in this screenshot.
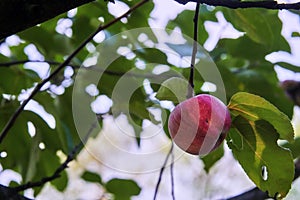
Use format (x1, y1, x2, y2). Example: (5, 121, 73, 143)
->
(153, 143, 174, 200)
(1, 0, 299, 41)
(175, 0, 300, 10)
(0, 0, 150, 144)
(0, 59, 178, 79)
(0, 0, 98, 40)
(170, 147, 175, 200)
(0, 60, 61, 67)
(0, 185, 32, 200)
(187, 3, 200, 99)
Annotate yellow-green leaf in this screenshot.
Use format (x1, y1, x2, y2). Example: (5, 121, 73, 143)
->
(228, 116, 294, 198)
(228, 92, 294, 142)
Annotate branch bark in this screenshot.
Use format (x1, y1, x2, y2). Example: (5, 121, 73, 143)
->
(175, 0, 300, 10)
(0, 185, 32, 200)
(0, 0, 95, 40)
(1, 0, 300, 41)
(187, 3, 200, 99)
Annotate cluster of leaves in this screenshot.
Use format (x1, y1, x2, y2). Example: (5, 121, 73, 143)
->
(0, 0, 151, 195)
(228, 92, 294, 198)
(81, 171, 141, 200)
(160, 5, 300, 199)
(0, 0, 300, 199)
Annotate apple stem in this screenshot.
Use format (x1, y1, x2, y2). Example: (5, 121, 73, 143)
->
(187, 2, 200, 99)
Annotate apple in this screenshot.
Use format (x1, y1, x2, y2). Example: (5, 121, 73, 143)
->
(168, 94, 231, 156)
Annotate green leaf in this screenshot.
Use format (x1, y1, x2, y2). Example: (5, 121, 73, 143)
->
(121, 84, 159, 145)
(218, 36, 267, 61)
(76, 1, 110, 20)
(156, 77, 190, 103)
(97, 57, 159, 144)
(81, 171, 102, 184)
(162, 108, 171, 139)
(127, 1, 154, 29)
(222, 9, 290, 52)
(228, 116, 294, 198)
(20, 28, 70, 57)
(0, 53, 10, 63)
(18, 26, 53, 55)
(51, 170, 68, 192)
(0, 67, 39, 94)
(233, 66, 294, 119)
(292, 32, 300, 37)
(228, 126, 243, 150)
(228, 9, 272, 45)
(282, 137, 300, 159)
(32, 94, 62, 152)
(24, 132, 41, 182)
(72, 15, 95, 46)
(216, 60, 293, 119)
(166, 9, 208, 44)
(275, 62, 300, 73)
(0, 102, 33, 180)
(97, 56, 136, 97)
(129, 88, 159, 125)
(228, 92, 294, 142)
(54, 87, 85, 154)
(105, 178, 141, 200)
(134, 48, 168, 65)
(31, 149, 63, 196)
(8, 181, 19, 188)
(215, 61, 240, 99)
(129, 115, 143, 146)
(201, 143, 224, 173)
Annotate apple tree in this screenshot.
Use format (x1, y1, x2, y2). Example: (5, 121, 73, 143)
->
(0, 0, 300, 199)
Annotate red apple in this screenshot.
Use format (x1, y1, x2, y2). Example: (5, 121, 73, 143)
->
(168, 94, 231, 156)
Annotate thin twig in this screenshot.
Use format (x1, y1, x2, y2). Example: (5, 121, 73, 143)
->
(0, 59, 178, 80)
(0, 60, 59, 67)
(187, 3, 200, 99)
(176, 0, 300, 10)
(153, 143, 174, 200)
(0, 0, 149, 144)
(12, 119, 99, 193)
(170, 145, 175, 200)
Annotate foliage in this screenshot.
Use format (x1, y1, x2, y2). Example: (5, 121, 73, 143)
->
(228, 92, 294, 198)
(81, 171, 141, 199)
(0, 0, 299, 199)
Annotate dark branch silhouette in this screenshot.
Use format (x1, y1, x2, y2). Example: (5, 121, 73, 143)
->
(0, 59, 178, 79)
(175, 0, 300, 10)
(1, 0, 300, 41)
(153, 143, 174, 200)
(187, 3, 200, 99)
(0, 0, 96, 40)
(0, 0, 150, 144)
(0, 60, 62, 67)
(170, 147, 175, 200)
(0, 185, 32, 200)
